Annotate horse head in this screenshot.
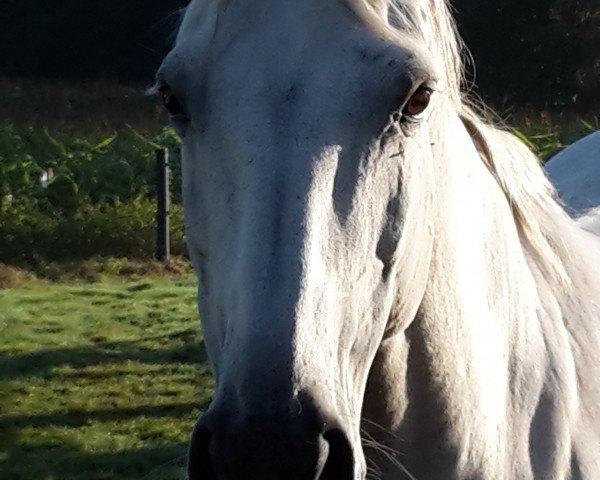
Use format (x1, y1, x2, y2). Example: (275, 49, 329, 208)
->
(155, 1, 445, 478)
(154, 1, 600, 479)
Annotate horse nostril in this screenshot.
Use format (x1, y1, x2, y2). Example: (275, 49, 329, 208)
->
(188, 423, 217, 480)
(188, 408, 357, 480)
(321, 427, 355, 479)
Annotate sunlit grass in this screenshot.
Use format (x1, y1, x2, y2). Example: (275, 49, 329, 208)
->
(0, 276, 211, 480)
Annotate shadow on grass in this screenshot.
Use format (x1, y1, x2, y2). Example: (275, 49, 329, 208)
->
(0, 335, 209, 381)
(68, 290, 132, 299)
(0, 442, 189, 480)
(0, 402, 211, 430)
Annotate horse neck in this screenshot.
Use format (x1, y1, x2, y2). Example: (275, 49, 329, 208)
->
(363, 107, 600, 478)
(414, 109, 544, 470)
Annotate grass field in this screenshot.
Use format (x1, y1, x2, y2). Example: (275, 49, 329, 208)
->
(0, 276, 211, 480)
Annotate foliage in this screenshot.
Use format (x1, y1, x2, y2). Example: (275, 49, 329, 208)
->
(0, 117, 595, 264)
(454, 0, 600, 110)
(0, 0, 188, 83)
(0, 125, 182, 204)
(506, 115, 598, 160)
(0, 1, 598, 111)
(0, 196, 186, 265)
(0, 276, 211, 480)
(0, 125, 185, 264)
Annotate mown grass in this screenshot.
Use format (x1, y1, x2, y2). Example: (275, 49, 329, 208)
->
(0, 276, 211, 480)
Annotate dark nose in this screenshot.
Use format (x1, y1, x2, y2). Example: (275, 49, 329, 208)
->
(188, 397, 356, 480)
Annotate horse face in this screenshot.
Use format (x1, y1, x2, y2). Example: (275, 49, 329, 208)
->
(157, 1, 435, 478)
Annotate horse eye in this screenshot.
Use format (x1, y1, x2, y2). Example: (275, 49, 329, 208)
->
(159, 84, 187, 117)
(402, 86, 433, 118)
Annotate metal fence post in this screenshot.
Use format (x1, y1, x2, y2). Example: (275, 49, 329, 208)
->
(156, 148, 170, 262)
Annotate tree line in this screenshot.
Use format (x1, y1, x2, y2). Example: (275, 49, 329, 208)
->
(1, 0, 598, 111)
(454, 0, 599, 110)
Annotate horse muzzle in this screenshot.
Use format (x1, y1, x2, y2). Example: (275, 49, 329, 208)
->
(188, 393, 359, 480)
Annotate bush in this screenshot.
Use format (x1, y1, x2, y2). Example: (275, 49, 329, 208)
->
(0, 196, 186, 265)
(0, 125, 186, 264)
(0, 125, 182, 206)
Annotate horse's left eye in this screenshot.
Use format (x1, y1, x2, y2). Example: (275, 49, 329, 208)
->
(402, 86, 433, 118)
(159, 84, 187, 118)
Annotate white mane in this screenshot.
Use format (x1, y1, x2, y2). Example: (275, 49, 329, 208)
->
(348, 0, 600, 476)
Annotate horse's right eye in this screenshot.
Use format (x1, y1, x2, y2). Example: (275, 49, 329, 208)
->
(159, 84, 187, 118)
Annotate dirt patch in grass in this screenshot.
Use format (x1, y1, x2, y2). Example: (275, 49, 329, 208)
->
(1, 257, 193, 287)
(0, 265, 35, 289)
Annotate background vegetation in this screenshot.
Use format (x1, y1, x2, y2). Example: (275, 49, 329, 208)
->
(454, 0, 600, 110)
(1, 0, 598, 266)
(0, 123, 185, 266)
(0, 0, 188, 83)
(1, 0, 598, 112)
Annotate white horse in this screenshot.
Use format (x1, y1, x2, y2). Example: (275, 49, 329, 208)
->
(545, 131, 600, 235)
(155, 0, 600, 478)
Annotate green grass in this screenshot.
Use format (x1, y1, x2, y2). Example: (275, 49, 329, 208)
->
(507, 115, 597, 160)
(0, 276, 212, 480)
